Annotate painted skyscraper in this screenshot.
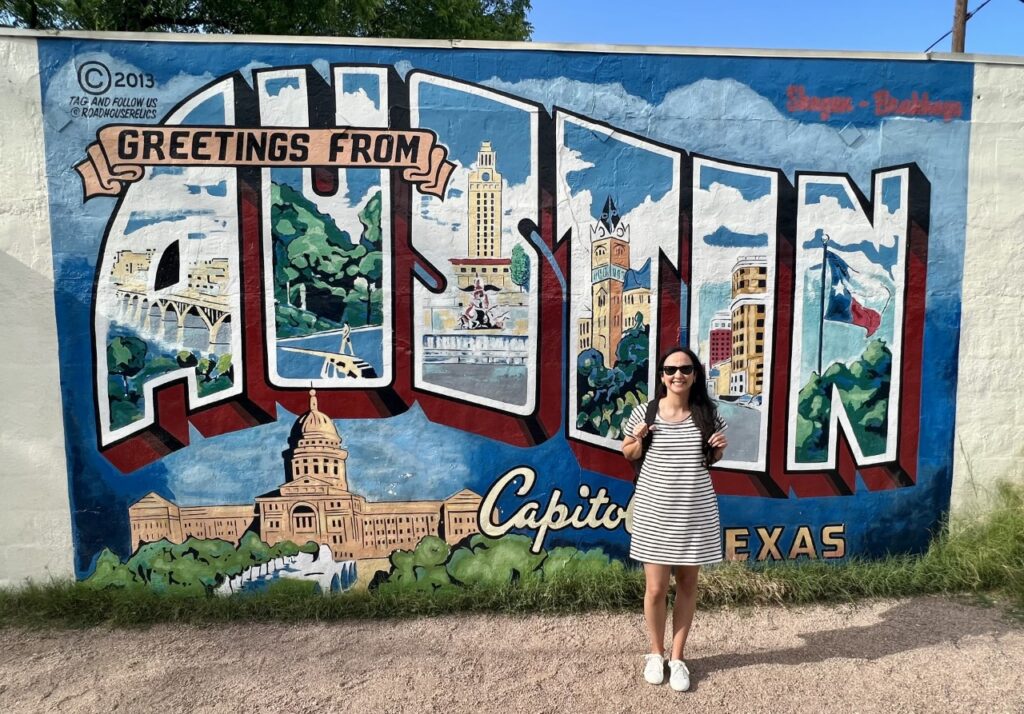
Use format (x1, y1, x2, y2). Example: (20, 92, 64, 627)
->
(730, 255, 768, 396)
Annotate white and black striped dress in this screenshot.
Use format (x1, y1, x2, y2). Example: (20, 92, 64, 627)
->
(625, 404, 725, 566)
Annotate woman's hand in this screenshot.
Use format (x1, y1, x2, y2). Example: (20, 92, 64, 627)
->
(622, 422, 653, 460)
(708, 430, 728, 451)
(707, 429, 728, 465)
(632, 422, 654, 440)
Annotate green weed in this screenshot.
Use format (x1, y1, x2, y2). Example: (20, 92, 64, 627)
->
(2, 482, 1021, 629)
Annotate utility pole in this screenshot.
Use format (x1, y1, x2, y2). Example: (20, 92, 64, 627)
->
(951, 0, 968, 52)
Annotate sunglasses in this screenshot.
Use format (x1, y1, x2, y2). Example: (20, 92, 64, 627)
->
(661, 364, 695, 376)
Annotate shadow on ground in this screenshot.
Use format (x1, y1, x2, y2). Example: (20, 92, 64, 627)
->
(688, 596, 1015, 690)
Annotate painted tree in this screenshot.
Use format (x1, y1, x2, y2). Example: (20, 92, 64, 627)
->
(541, 546, 623, 579)
(576, 316, 649, 438)
(351, 193, 385, 324)
(86, 548, 140, 590)
(107, 335, 147, 397)
(175, 350, 198, 369)
(271, 183, 384, 330)
(272, 202, 302, 307)
(510, 243, 530, 292)
(272, 183, 357, 321)
(796, 339, 892, 462)
(358, 189, 382, 247)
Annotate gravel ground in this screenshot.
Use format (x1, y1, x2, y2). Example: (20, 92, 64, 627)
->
(0, 596, 1021, 713)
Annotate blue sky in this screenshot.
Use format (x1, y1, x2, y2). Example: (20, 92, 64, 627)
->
(530, 0, 1024, 56)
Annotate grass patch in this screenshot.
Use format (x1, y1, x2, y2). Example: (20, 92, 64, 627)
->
(2, 482, 1022, 628)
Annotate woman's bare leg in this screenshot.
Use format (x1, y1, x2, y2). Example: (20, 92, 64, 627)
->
(643, 563, 672, 655)
(670, 565, 701, 660)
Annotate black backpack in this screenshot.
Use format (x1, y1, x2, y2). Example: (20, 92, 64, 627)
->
(630, 398, 660, 484)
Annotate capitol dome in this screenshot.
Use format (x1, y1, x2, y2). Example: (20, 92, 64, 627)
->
(291, 389, 341, 443)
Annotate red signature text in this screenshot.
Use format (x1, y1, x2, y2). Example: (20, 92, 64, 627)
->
(873, 90, 962, 122)
(786, 85, 853, 121)
(787, 85, 964, 124)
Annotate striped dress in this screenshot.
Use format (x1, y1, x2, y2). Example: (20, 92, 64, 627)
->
(625, 403, 725, 566)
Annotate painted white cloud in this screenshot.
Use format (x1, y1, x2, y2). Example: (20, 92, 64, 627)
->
(260, 83, 308, 122)
(415, 159, 537, 271)
(799, 194, 887, 276)
(483, 74, 963, 193)
(238, 61, 273, 86)
(556, 145, 597, 249)
(338, 88, 381, 126)
(695, 181, 776, 240)
(620, 193, 679, 256)
(484, 76, 653, 125)
(414, 160, 471, 265)
(303, 173, 381, 242)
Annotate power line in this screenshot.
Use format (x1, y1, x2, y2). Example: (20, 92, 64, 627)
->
(925, 0, 995, 52)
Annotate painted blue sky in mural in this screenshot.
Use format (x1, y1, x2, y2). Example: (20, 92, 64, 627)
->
(265, 77, 299, 96)
(882, 176, 903, 214)
(804, 227, 900, 280)
(343, 74, 380, 109)
(704, 226, 769, 248)
(563, 121, 674, 221)
(806, 183, 855, 210)
(124, 209, 217, 235)
(416, 81, 532, 185)
(697, 163, 773, 248)
(183, 93, 225, 125)
(802, 172, 903, 278)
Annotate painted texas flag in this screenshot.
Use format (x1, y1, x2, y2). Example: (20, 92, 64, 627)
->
(824, 250, 887, 336)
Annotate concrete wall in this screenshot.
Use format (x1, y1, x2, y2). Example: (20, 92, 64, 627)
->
(952, 61, 1024, 514)
(0, 30, 1021, 586)
(0, 36, 74, 585)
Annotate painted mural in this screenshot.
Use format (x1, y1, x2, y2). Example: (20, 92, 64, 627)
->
(38, 37, 972, 592)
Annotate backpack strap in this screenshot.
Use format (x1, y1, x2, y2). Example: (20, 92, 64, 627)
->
(643, 398, 659, 427)
(632, 397, 660, 484)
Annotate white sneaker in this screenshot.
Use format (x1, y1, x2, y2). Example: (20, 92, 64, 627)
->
(642, 653, 665, 684)
(667, 659, 690, 691)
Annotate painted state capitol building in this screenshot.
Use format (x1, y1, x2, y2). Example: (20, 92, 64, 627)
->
(128, 390, 487, 560)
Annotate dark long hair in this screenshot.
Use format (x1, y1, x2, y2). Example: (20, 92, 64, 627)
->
(655, 346, 719, 466)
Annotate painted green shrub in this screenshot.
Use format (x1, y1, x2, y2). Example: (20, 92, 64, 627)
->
(85, 533, 317, 595)
(373, 534, 624, 594)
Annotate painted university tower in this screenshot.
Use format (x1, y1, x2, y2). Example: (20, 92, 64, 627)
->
(129, 390, 487, 560)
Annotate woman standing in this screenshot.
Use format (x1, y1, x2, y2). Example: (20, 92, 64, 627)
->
(621, 347, 727, 692)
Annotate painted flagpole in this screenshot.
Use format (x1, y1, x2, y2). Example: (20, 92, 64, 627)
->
(817, 233, 831, 377)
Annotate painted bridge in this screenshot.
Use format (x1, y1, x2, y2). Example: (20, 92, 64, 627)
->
(114, 285, 231, 345)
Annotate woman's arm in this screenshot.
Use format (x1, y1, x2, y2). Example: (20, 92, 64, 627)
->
(708, 428, 728, 464)
(622, 420, 654, 460)
(622, 432, 644, 460)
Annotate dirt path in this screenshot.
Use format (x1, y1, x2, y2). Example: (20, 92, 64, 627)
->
(1, 596, 1021, 713)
